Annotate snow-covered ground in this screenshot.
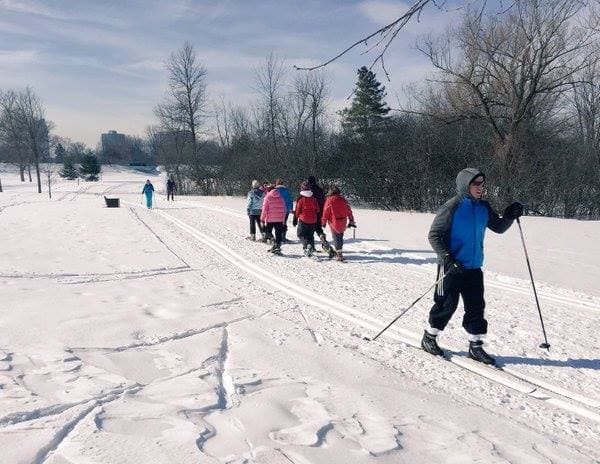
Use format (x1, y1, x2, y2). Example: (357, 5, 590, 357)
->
(0, 165, 598, 463)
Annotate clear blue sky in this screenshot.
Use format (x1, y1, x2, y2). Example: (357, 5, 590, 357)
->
(0, 0, 465, 147)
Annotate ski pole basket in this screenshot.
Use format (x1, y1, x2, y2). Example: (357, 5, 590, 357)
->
(104, 196, 120, 208)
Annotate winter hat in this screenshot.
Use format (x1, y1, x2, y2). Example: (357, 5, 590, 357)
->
(252, 179, 260, 188)
(456, 168, 485, 197)
(300, 181, 313, 197)
(328, 185, 340, 195)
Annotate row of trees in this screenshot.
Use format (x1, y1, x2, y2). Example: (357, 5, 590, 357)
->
(152, 0, 599, 218)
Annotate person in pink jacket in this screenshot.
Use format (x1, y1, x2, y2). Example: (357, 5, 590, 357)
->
(322, 185, 356, 261)
(260, 187, 287, 254)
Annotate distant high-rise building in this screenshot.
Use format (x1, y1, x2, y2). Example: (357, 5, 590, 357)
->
(101, 130, 126, 152)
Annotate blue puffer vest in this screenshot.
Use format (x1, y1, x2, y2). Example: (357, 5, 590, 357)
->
(449, 197, 488, 269)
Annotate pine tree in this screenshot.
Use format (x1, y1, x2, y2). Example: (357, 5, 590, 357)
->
(339, 66, 390, 133)
(54, 143, 67, 162)
(59, 157, 79, 179)
(79, 153, 101, 181)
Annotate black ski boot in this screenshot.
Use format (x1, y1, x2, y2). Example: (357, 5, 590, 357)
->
(468, 340, 495, 365)
(421, 330, 444, 357)
(269, 244, 282, 256)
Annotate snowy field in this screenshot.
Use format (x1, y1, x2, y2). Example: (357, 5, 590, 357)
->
(0, 165, 599, 464)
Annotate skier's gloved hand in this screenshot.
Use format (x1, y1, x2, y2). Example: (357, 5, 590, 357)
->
(504, 202, 523, 220)
(292, 216, 298, 227)
(443, 254, 464, 275)
(348, 220, 357, 228)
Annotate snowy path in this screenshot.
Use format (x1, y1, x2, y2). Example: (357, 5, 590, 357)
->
(0, 167, 599, 463)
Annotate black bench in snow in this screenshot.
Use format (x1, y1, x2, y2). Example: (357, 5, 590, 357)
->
(104, 196, 120, 208)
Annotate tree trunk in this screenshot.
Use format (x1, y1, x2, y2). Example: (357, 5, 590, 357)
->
(35, 160, 41, 193)
(19, 165, 25, 182)
(0, 176, 3, 192)
(28, 164, 32, 182)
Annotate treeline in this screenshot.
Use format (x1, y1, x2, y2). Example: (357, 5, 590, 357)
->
(152, 1, 599, 219)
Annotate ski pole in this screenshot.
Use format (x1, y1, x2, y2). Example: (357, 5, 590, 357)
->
(364, 269, 448, 342)
(516, 217, 551, 351)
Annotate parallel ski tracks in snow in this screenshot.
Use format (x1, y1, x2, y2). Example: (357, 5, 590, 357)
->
(172, 199, 600, 314)
(126, 201, 600, 425)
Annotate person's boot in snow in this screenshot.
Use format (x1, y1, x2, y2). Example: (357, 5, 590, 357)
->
(468, 340, 495, 365)
(270, 244, 282, 255)
(335, 250, 345, 262)
(319, 234, 331, 251)
(421, 330, 444, 356)
(304, 244, 315, 257)
(246, 233, 256, 241)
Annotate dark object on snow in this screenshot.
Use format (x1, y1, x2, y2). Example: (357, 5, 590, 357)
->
(104, 196, 120, 208)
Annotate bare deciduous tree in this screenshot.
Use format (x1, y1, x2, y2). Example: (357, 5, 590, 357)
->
(254, 53, 286, 160)
(415, 0, 597, 191)
(164, 42, 207, 160)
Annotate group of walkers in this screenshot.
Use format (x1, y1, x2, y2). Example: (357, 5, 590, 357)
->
(141, 177, 177, 209)
(247, 168, 525, 366)
(246, 176, 355, 261)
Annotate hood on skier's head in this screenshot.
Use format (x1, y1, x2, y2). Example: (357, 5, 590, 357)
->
(456, 168, 485, 198)
(275, 178, 285, 187)
(299, 181, 313, 197)
(328, 185, 341, 195)
(252, 180, 260, 188)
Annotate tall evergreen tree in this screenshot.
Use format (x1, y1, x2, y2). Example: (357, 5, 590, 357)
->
(54, 143, 66, 162)
(79, 152, 101, 181)
(59, 157, 78, 179)
(340, 66, 390, 133)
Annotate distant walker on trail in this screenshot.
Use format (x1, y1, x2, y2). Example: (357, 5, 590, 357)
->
(421, 168, 523, 365)
(142, 179, 155, 209)
(166, 177, 177, 201)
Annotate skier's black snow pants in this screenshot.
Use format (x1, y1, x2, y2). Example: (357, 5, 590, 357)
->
(428, 267, 487, 335)
(167, 190, 175, 201)
(331, 231, 344, 251)
(296, 221, 316, 249)
(249, 214, 262, 235)
(265, 222, 284, 246)
(282, 213, 289, 239)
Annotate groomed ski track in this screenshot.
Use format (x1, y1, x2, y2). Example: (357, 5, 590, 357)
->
(124, 199, 600, 425)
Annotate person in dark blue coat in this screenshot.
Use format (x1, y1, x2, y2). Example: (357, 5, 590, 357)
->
(142, 179, 155, 209)
(274, 179, 293, 242)
(421, 168, 523, 365)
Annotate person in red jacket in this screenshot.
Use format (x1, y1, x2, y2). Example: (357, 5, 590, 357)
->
(260, 186, 287, 255)
(322, 185, 356, 262)
(293, 181, 320, 257)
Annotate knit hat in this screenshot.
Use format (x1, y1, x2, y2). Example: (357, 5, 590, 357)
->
(300, 181, 313, 197)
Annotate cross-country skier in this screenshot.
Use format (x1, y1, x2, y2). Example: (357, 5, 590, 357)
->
(260, 184, 287, 255)
(421, 168, 523, 365)
(166, 177, 177, 201)
(322, 185, 356, 262)
(274, 179, 293, 242)
(293, 181, 320, 257)
(246, 180, 265, 241)
(142, 179, 154, 209)
(308, 175, 334, 256)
